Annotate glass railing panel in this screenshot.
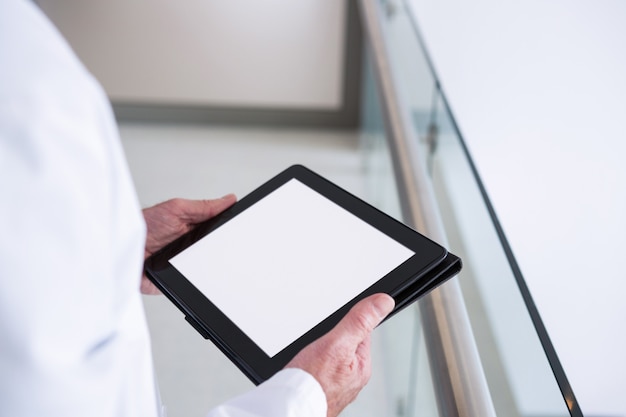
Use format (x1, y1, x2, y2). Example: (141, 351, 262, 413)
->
(430, 101, 568, 417)
(368, 0, 576, 416)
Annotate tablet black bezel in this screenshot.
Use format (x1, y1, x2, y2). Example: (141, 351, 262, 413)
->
(144, 164, 447, 383)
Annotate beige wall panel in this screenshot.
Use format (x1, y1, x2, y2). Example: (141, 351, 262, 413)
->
(39, 0, 346, 110)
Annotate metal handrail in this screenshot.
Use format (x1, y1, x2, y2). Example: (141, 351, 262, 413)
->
(357, 0, 497, 415)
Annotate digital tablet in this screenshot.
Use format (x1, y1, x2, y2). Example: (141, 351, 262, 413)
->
(144, 165, 461, 384)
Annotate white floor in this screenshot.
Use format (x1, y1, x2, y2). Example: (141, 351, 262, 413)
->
(120, 122, 395, 417)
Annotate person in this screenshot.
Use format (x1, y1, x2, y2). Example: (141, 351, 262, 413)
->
(0, 1, 395, 417)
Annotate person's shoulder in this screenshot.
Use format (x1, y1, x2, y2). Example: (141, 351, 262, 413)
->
(0, 0, 97, 102)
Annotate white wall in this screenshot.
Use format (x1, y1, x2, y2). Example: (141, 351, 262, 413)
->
(38, 0, 346, 110)
(408, 0, 626, 416)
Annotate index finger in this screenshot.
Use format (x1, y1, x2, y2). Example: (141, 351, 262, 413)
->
(180, 194, 237, 224)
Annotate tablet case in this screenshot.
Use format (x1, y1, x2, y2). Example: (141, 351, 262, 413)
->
(145, 166, 462, 384)
(386, 251, 461, 320)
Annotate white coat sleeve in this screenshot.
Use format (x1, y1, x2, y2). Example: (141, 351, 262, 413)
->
(207, 369, 327, 417)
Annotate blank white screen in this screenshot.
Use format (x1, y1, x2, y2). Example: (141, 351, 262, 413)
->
(170, 179, 414, 357)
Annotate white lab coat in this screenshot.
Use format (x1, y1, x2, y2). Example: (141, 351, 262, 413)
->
(0, 1, 325, 416)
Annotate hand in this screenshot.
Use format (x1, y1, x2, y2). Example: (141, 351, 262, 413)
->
(141, 195, 237, 294)
(286, 293, 395, 417)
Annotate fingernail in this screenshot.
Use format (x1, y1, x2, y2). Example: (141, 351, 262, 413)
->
(373, 294, 395, 321)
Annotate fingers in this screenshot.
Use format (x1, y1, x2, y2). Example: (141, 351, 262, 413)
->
(180, 194, 237, 224)
(330, 293, 395, 347)
(140, 277, 161, 295)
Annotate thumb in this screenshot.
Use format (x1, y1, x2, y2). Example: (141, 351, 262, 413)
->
(331, 293, 395, 345)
